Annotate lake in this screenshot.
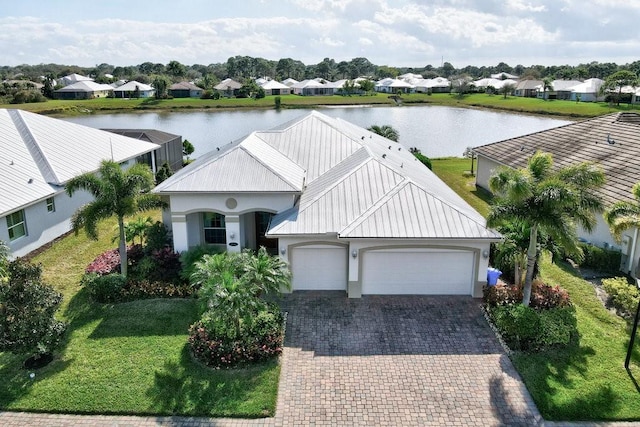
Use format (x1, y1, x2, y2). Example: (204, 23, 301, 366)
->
(63, 105, 571, 159)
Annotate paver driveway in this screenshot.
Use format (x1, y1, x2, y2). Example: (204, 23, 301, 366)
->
(0, 292, 541, 426)
(273, 292, 541, 426)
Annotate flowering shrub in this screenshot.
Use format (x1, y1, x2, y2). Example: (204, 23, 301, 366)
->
(484, 279, 571, 309)
(86, 248, 120, 275)
(189, 306, 284, 369)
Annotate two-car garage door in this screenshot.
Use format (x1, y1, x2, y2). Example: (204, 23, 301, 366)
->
(361, 248, 474, 295)
(290, 245, 475, 295)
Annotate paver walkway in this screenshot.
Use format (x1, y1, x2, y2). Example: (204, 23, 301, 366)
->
(2, 293, 543, 426)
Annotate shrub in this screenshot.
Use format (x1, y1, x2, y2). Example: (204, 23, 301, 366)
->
(484, 279, 571, 309)
(274, 96, 281, 109)
(189, 305, 284, 369)
(488, 304, 577, 351)
(0, 260, 66, 357)
(121, 280, 194, 300)
(179, 245, 224, 281)
(82, 273, 126, 303)
(602, 276, 640, 317)
(413, 152, 432, 170)
(577, 243, 621, 272)
(144, 221, 172, 254)
(85, 245, 145, 276)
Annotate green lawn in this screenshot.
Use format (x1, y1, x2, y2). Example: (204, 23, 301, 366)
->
(431, 158, 640, 422)
(3, 92, 639, 118)
(0, 212, 279, 417)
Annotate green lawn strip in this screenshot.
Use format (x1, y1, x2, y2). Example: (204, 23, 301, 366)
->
(430, 157, 492, 217)
(511, 256, 640, 421)
(0, 210, 280, 417)
(3, 93, 639, 118)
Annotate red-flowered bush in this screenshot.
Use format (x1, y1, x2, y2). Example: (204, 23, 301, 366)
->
(188, 307, 284, 369)
(484, 279, 571, 310)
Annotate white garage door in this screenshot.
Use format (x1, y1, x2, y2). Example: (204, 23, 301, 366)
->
(291, 245, 347, 291)
(361, 248, 474, 295)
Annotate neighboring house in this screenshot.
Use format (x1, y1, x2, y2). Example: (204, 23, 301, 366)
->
(566, 78, 605, 102)
(514, 80, 543, 97)
(169, 82, 204, 98)
(259, 80, 291, 96)
(0, 109, 159, 257)
(398, 73, 423, 81)
(54, 81, 114, 99)
(413, 77, 451, 93)
(375, 78, 415, 94)
(472, 78, 517, 91)
(214, 78, 243, 97)
(58, 73, 93, 87)
(103, 129, 183, 172)
(536, 80, 582, 100)
(474, 112, 640, 276)
(291, 79, 331, 96)
(112, 80, 155, 98)
(325, 79, 363, 95)
(154, 111, 499, 297)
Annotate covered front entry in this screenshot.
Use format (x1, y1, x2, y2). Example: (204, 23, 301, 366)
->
(361, 248, 474, 295)
(291, 245, 348, 291)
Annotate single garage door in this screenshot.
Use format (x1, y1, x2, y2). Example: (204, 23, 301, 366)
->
(361, 248, 474, 295)
(291, 245, 348, 291)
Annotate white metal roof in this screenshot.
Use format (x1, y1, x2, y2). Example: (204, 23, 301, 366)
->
(155, 110, 497, 240)
(113, 80, 154, 92)
(55, 81, 114, 92)
(260, 80, 290, 90)
(0, 109, 159, 215)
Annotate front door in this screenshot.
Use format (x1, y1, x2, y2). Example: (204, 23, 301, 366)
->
(255, 212, 278, 254)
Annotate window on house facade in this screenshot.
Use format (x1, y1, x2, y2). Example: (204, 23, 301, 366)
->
(46, 197, 55, 212)
(6, 210, 27, 241)
(203, 212, 226, 244)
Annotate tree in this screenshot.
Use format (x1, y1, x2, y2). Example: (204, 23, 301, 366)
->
(358, 79, 375, 94)
(65, 160, 165, 277)
(0, 259, 66, 361)
(155, 161, 173, 184)
(463, 146, 476, 175)
(487, 151, 605, 306)
(500, 83, 516, 99)
(166, 60, 186, 78)
(341, 79, 356, 96)
(605, 182, 640, 243)
(541, 77, 553, 101)
(182, 139, 195, 163)
(152, 75, 171, 99)
(601, 70, 639, 105)
(368, 124, 399, 142)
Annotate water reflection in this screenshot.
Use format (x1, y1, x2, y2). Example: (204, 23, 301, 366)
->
(64, 105, 571, 159)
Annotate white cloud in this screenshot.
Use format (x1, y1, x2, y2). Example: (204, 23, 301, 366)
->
(359, 37, 373, 46)
(506, 0, 547, 12)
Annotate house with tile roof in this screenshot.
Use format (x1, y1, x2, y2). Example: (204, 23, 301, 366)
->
(169, 82, 204, 98)
(154, 111, 500, 297)
(474, 112, 640, 276)
(214, 78, 243, 97)
(0, 109, 159, 257)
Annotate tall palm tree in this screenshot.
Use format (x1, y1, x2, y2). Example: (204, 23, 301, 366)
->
(541, 77, 553, 101)
(66, 160, 165, 277)
(367, 124, 399, 142)
(605, 183, 640, 243)
(487, 151, 605, 306)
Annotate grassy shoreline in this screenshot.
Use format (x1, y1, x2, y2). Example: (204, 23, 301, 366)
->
(2, 92, 638, 119)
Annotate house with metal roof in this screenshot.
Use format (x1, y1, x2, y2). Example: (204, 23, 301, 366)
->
(54, 81, 114, 100)
(0, 109, 160, 257)
(474, 112, 640, 276)
(514, 79, 543, 97)
(154, 111, 499, 297)
(375, 78, 415, 94)
(258, 80, 291, 96)
(112, 80, 155, 98)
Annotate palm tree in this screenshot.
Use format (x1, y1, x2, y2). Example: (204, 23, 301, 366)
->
(367, 124, 399, 142)
(487, 151, 605, 306)
(243, 247, 292, 296)
(66, 160, 165, 277)
(605, 183, 640, 242)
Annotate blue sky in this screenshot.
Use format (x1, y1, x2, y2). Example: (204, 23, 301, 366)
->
(1, 0, 639, 68)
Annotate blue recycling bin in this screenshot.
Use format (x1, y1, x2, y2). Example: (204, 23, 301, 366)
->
(487, 267, 502, 286)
